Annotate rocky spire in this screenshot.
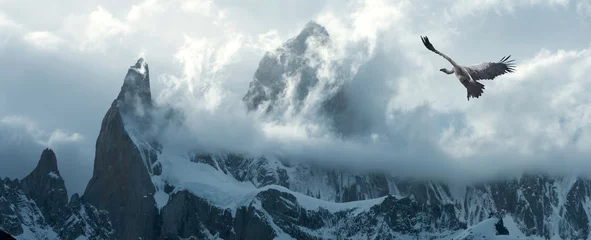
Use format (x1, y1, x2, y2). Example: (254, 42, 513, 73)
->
(20, 148, 68, 225)
(83, 58, 159, 240)
(117, 58, 152, 108)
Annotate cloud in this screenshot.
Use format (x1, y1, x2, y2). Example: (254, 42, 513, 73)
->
(447, 0, 569, 20)
(112, 0, 591, 184)
(23, 31, 64, 50)
(127, 0, 167, 21)
(83, 7, 131, 51)
(445, 47, 591, 157)
(2, 0, 591, 193)
(158, 34, 243, 112)
(60, 7, 131, 52)
(0, 115, 92, 196)
(180, 0, 216, 17)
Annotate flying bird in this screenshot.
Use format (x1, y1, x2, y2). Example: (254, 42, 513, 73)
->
(420, 36, 516, 101)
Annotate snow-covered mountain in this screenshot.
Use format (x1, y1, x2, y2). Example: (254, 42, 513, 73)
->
(2, 21, 591, 240)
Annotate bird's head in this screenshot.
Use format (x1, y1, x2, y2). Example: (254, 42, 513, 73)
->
(439, 68, 454, 74)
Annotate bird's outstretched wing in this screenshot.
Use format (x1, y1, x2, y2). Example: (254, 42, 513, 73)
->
(421, 36, 456, 66)
(464, 56, 516, 81)
(421, 36, 438, 53)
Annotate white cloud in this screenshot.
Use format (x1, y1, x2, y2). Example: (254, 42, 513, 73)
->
(127, 0, 166, 21)
(445, 0, 570, 23)
(440, 46, 591, 160)
(85, 7, 131, 50)
(159, 34, 243, 112)
(181, 0, 215, 16)
(247, 30, 284, 54)
(23, 31, 64, 50)
(0, 115, 84, 147)
(47, 129, 84, 147)
(60, 7, 131, 52)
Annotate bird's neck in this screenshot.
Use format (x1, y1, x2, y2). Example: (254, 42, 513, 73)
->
(442, 68, 455, 74)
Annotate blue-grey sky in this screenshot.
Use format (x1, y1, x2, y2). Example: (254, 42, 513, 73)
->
(1, 0, 591, 196)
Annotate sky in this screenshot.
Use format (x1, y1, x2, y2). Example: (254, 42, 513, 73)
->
(1, 0, 591, 196)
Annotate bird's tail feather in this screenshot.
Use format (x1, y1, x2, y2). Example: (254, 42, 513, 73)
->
(467, 82, 485, 100)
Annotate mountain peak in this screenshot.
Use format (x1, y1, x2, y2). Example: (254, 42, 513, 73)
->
(36, 148, 59, 174)
(116, 58, 152, 112)
(302, 20, 328, 36)
(285, 20, 329, 55)
(21, 148, 68, 225)
(243, 20, 337, 115)
(84, 57, 160, 240)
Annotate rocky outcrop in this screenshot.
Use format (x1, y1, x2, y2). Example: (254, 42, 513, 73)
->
(0, 149, 113, 240)
(0, 177, 49, 238)
(20, 149, 68, 226)
(159, 190, 234, 239)
(54, 193, 114, 240)
(83, 58, 161, 240)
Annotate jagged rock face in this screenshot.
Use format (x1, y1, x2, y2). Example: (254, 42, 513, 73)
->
(191, 153, 455, 204)
(0, 177, 43, 237)
(460, 175, 591, 239)
(242, 20, 345, 120)
(83, 58, 160, 240)
(55, 193, 114, 240)
(189, 152, 591, 239)
(236, 189, 464, 240)
(20, 149, 68, 226)
(159, 190, 235, 239)
(155, 187, 467, 240)
(191, 154, 290, 189)
(0, 149, 113, 240)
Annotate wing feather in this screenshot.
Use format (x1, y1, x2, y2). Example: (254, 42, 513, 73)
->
(421, 36, 457, 66)
(465, 56, 516, 81)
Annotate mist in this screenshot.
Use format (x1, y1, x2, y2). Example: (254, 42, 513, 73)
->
(148, 0, 591, 184)
(2, 0, 591, 195)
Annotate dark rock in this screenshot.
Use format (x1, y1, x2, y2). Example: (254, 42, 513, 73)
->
(159, 190, 234, 239)
(0, 178, 26, 236)
(55, 193, 114, 240)
(21, 148, 69, 226)
(0, 149, 113, 240)
(495, 218, 509, 235)
(83, 58, 159, 240)
(234, 205, 276, 240)
(0, 229, 15, 240)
